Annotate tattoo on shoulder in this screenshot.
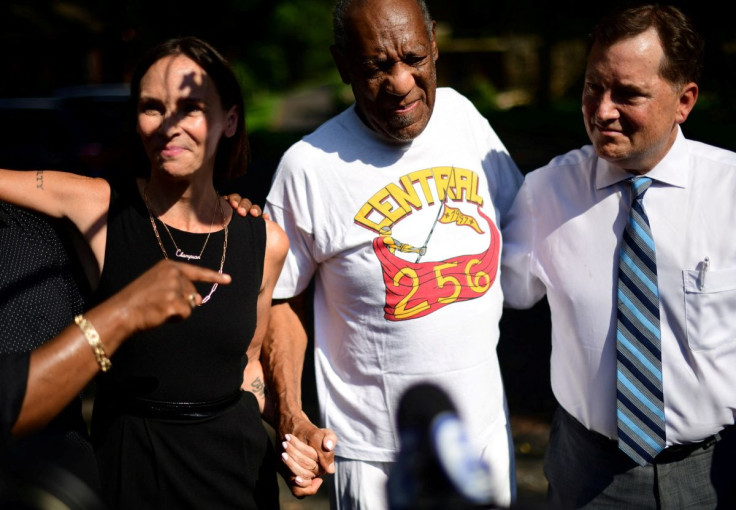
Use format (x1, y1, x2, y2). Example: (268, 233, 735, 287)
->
(36, 171, 44, 190)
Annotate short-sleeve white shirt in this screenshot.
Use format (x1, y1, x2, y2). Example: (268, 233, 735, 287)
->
(265, 88, 523, 464)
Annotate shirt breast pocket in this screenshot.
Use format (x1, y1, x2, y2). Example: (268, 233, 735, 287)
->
(683, 267, 736, 351)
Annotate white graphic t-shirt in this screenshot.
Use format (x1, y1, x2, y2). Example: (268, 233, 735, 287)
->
(265, 88, 522, 474)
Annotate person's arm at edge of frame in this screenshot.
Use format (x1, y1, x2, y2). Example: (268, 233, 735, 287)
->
(11, 260, 231, 437)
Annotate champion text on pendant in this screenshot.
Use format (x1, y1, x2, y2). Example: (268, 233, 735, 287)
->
(175, 249, 202, 261)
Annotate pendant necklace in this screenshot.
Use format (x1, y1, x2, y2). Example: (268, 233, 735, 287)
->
(143, 186, 228, 304)
(143, 188, 218, 261)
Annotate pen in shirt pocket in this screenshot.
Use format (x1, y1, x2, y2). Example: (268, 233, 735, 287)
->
(699, 256, 710, 290)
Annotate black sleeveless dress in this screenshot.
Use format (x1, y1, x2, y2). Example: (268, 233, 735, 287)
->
(90, 181, 279, 509)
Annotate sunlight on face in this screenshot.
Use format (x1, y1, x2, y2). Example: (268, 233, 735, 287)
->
(582, 28, 693, 173)
(338, 0, 438, 144)
(137, 55, 236, 178)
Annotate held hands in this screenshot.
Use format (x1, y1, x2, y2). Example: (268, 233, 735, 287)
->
(222, 194, 335, 495)
(110, 259, 231, 333)
(279, 413, 338, 497)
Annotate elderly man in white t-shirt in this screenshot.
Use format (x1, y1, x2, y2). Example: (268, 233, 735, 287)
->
(258, 0, 523, 508)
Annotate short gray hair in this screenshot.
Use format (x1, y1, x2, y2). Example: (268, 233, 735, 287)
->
(332, 0, 434, 51)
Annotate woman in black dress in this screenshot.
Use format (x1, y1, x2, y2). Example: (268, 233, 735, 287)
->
(0, 37, 313, 509)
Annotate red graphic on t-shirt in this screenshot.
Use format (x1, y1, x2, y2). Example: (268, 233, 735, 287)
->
(373, 206, 499, 321)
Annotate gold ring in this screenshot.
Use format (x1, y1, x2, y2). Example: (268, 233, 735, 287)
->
(187, 293, 197, 308)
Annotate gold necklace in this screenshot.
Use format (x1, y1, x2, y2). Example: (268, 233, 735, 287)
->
(143, 187, 228, 304)
(143, 188, 218, 261)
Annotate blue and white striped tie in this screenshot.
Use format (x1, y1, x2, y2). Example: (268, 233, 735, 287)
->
(616, 176, 665, 465)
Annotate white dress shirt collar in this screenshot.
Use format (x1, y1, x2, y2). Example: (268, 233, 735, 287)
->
(595, 125, 690, 191)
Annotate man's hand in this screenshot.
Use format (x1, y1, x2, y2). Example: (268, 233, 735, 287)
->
(290, 414, 337, 475)
(13, 259, 231, 438)
(111, 259, 231, 333)
(222, 193, 266, 219)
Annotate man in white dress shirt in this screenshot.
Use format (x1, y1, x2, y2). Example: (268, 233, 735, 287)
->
(502, 4, 736, 508)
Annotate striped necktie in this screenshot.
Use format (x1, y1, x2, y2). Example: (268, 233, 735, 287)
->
(616, 176, 665, 465)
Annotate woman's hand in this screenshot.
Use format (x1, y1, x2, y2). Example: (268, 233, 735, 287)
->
(278, 433, 330, 498)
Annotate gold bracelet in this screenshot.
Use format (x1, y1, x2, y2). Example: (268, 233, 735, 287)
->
(74, 315, 112, 372)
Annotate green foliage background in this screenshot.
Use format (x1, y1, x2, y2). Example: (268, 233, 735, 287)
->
(2, 0, 734, 166)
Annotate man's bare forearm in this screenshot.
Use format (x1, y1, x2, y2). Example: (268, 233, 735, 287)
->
(262, 296, 310, 433)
